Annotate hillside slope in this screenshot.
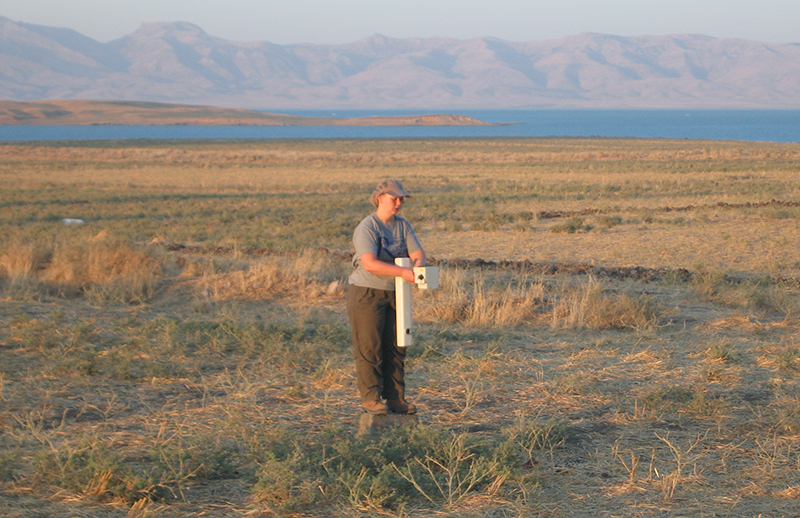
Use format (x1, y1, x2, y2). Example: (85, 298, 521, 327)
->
(0, 100, 493, 126)
(2, 16, 800, 109)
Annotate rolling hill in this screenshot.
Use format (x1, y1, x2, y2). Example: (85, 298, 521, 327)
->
(2, 16, 800, 109)
(0, 100, 494, 126)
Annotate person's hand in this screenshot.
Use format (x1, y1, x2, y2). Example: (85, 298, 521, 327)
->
(401, 268, 416, 284)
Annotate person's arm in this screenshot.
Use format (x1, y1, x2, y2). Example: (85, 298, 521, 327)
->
(360, 253, 416, 283)
(409, 248, 426, 267)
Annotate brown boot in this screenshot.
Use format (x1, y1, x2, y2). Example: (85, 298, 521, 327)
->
(362, 400, 388, 415)
(387, 399, 417, 415)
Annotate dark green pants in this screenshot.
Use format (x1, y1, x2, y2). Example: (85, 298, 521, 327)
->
(346, 285, 406, 403)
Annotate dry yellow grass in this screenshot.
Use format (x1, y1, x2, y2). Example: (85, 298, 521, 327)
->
(3, 138, 798, 276)
(1, 138, 800, 517)
(427, 214, 800, 276)
(1, 234, 163, 302)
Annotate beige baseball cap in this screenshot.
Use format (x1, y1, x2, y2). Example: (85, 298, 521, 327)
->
(369, 179, 412, 207)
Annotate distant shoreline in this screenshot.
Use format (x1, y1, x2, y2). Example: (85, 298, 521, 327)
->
(2, 109, 797, 143)
(0, 100, 498, 127)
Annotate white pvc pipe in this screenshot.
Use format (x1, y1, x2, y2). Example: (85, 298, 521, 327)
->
(394, 257, 413, 347)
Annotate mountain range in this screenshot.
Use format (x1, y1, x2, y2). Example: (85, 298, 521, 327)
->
(2, 16, 800, 110)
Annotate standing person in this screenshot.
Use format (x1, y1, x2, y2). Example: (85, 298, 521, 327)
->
(347, 179, 427, 415)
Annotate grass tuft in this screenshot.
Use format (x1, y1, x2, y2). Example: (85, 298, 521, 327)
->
(1, 235, 163, 303)
(550, 277, 659, 330)
(418, 269, 546, 327)
(549, 217, 591, 234)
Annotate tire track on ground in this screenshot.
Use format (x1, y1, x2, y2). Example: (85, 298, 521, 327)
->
(432, 257, 800, 288)
(161, 242, 800, 288)
(536, 199, 800, 220)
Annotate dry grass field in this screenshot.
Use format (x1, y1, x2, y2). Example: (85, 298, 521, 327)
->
(2, 137, 800, 517)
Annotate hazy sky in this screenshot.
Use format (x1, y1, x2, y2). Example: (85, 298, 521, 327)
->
(4, 0, 799, 45)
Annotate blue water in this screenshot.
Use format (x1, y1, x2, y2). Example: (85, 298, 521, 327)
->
(2, 109, 799, 143)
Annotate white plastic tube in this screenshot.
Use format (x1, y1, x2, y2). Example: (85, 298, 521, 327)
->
(394, 257, 413, 347)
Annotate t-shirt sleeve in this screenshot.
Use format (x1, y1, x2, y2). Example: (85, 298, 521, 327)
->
(353, 221, 380, 259)
(404, 220, 423, 255)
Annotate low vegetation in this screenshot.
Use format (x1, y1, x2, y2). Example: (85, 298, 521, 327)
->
(1, 138, 800, 517)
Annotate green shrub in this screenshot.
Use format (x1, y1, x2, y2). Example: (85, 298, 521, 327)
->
(549, 217, 588, 234)
(596, 214, 623, 228)
(641, 385, 726, 418)
(34, 436, 151, 503)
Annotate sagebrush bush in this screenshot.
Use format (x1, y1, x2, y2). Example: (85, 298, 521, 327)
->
(250, 423, 524, 512)
(549, 217, 589, 234)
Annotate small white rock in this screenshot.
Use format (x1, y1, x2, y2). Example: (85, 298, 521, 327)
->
(327, 280, 342, 295)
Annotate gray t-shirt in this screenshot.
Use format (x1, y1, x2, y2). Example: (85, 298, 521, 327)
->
(348, 213, 423, 290)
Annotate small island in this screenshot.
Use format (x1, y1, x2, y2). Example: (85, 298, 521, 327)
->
(0, 100, 496, 127)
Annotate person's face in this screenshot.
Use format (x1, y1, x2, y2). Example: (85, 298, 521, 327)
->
(378, 193, 404, 215)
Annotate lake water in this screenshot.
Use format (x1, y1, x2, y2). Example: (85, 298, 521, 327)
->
(2, 109, 800, 143)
